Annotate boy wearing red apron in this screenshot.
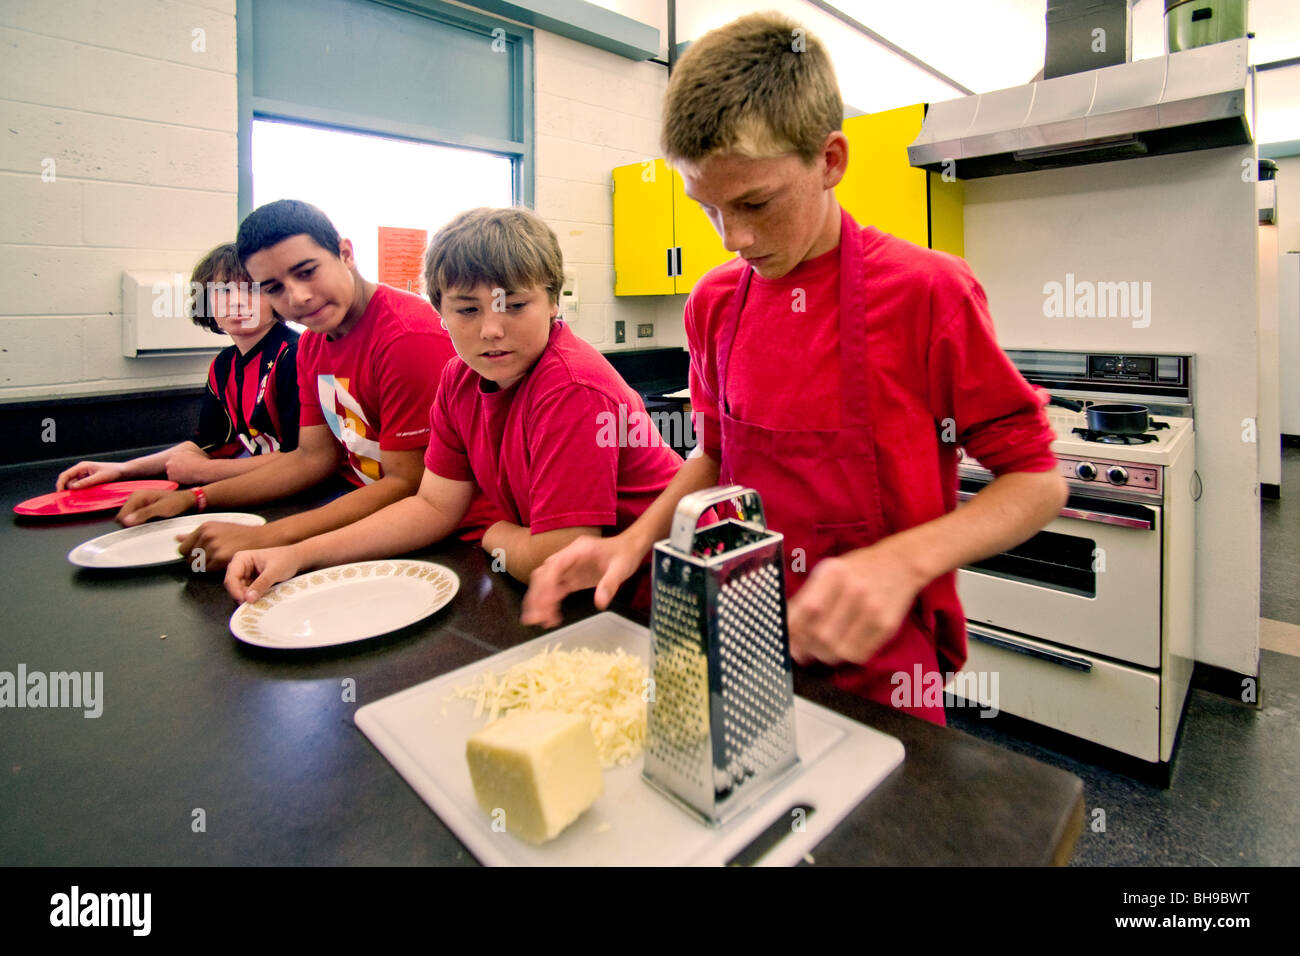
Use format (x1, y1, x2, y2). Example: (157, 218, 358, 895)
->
(523, 14, 1067, 725)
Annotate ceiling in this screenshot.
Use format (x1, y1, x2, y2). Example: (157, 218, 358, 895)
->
(596, 0, 1300, 143)
(828, 0, 1300, 95)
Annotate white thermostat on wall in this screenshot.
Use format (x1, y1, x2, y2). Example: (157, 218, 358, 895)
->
(121, 271, 224, 358)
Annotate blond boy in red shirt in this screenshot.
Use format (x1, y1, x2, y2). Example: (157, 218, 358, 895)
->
(524, 14, 1067, 724)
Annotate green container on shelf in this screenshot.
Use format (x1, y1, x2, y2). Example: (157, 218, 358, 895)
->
(1165, 0, 1248, 53)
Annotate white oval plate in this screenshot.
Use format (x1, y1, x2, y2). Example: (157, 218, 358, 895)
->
(229, 560, 460, 649)
(68, 513, 268, 568)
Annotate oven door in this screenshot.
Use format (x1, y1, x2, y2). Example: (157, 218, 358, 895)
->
(955, 484, 1162, 668)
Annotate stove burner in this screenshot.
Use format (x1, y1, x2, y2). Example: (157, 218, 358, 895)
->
(1071, 420, 1170, 445)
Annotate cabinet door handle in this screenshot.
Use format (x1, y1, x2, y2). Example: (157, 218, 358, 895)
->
(675, 247, 683, 276)
(666, 247, 675, 277)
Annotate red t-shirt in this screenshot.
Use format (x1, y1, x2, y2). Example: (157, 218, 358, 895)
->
(424, 320, 683, 535)
(685, 221, 1057, 675)
(297, 284, 455, 488)
(688, 224, 1056, 488)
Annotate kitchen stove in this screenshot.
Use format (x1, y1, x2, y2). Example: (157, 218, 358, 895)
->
(950, 351, 1197, 773)
(1070, 422, 1168, 445)
(964, 410, 1193, 492)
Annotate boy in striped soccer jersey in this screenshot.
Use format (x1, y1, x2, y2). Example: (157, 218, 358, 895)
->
(57, 243, 299, 491)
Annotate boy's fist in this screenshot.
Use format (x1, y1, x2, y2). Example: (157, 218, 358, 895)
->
(225, 545, 304, 604)
(117, 489, 195, 526)
(178, 522, 270, 572)
(787, 543, 927, 667)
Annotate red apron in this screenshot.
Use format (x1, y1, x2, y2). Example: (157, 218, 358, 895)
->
(715, 208, 946, 725)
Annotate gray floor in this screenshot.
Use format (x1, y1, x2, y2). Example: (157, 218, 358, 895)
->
(945, 444, 1300, 866)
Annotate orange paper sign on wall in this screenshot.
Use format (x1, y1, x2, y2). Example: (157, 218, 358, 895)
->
(378, 226, 428, 295)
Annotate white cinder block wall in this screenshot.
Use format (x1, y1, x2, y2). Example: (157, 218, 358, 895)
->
(0, 0, 688, 404)
(533, 29, 689, 351)
(0, 0, 239, 402)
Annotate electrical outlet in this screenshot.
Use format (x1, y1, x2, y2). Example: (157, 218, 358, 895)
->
(637, 323, 654, 338)
(614, 320, 625, 343)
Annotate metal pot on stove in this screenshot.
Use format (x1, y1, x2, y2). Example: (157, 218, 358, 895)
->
(1049, 397, 1154, 435)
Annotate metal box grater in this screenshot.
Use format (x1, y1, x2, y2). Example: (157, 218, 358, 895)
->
(642, 485, 799, 825)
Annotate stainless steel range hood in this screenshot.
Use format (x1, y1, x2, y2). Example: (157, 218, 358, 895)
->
(909, 38, 1252, 179)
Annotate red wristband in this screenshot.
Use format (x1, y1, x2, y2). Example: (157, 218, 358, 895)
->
(191, 487, 209, 511)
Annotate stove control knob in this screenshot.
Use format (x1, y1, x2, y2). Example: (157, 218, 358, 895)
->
(1075, 462, 1098, 480)
(1107, 466, 1129, 485)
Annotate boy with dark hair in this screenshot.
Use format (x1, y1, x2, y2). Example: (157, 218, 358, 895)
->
(524, 14, 1068, 725)
(57, 242, 299, 490)
(223, 207, 682, 602)
(118, 200, 487, 568)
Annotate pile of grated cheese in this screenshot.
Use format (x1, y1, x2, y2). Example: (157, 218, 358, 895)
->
(450, 644, 648, 769)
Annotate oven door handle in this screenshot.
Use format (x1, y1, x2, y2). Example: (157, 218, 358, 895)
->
(1057, 506, 1154, 530)
(967, 625, 1093, 672)
(956, 490, 1155, 530)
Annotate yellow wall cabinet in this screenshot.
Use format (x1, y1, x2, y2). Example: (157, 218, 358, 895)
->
(612, 159, 733, 296)
(612, 104, 964, 296)
(837, 103, 965, 258)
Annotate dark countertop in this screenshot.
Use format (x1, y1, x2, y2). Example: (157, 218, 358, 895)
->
(0, 461, 1083, 866)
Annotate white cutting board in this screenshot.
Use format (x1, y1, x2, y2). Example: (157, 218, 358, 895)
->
(355, 612, 904, 866)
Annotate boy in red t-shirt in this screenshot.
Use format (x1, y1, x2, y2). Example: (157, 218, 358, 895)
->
(223, 207, 683, 603)
(117, 200, 468, 568)
(523, 14, 1068, 725)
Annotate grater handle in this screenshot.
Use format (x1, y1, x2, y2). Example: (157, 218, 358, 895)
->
(669, 485, 767, 552)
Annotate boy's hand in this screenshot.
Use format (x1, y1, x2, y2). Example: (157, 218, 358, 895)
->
(520, 534, 643, 629)
(165, 452, 214, 486)
(57, 460, 126, 491)
(787, 541, 929, 667)
(178, 522, 272, 572)
(118, 489, 195, 526)
(225, 545, 304, 604)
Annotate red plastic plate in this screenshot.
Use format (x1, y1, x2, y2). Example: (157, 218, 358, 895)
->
(13, 480, 180, 517)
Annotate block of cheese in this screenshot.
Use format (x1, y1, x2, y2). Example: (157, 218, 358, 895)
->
(465, 710, 605, 845)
